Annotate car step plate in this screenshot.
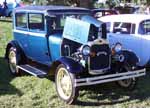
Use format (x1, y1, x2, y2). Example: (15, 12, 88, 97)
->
(17, 64, 47, 77)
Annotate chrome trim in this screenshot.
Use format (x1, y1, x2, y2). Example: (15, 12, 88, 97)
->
(13, 29, 45, 37)
(88, 43, 111, 75)
(89, 67, 110, 75)
(75, 68, 145, 87)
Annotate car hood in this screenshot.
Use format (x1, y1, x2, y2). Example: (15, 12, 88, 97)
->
(81, 15, 103, 27)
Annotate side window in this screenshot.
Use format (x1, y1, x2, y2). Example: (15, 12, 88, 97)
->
(113, 22, 135, 34)
(29, 13, 44, 31)
(138, 20, 150, 35)
(15, 13, 27, 29)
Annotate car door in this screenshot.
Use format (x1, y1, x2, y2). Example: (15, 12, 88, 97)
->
(14, 12, 30, 56)
(27, 13, 50, 65)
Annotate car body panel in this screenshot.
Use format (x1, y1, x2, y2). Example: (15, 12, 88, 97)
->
(99, 14, 150, 66)
(48, 33, 62, 61)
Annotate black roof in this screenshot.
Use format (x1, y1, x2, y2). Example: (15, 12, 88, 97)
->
(91, 8, 117, 13)
(15, 5, 90, 13)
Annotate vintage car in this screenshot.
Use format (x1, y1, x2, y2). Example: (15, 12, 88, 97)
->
(99, 14, 150, 67)
(0, 0, 21, 17)
(91, 8, 118, 18)
(5, 6, 145, 104)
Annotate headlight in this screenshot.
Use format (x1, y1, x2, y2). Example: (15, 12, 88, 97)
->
(114, 43, 122, 52)
(82, 45, 90, 56)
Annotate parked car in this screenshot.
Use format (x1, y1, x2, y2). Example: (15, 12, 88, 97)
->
(99, 14, 150, 67)
(5, 6, 145, 104)
(114, 5, 140, 14)
(0, 0, 21, 17)
(91, 8, 118, 18)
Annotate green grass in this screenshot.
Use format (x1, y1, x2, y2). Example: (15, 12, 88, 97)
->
(0, 20, 150, 108)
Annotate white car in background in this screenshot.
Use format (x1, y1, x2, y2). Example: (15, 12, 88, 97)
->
(99, 14, 150, 67)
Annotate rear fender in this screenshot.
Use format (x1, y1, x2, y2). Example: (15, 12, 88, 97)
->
(5, 40, 25, 61)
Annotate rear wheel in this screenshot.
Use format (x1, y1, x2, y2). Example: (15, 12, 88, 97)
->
(55, 64, 78, 104)
(8, 47, 21, 75)
(117, 64, 137, 90)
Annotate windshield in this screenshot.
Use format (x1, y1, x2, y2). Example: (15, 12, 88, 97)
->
(138, 20, 150, 35)
(50, 13, 89, 30)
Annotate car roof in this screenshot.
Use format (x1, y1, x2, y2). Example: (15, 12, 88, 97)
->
(99, 14, 150, 23)
(15, 5, 90, 13)
(92, 8, 117, 13)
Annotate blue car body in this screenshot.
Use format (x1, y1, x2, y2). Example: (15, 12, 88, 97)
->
(5, 6, 146, 104)
(12, 6, 89, 65)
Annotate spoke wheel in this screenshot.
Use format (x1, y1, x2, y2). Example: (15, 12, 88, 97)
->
(55, 64, 78, 104)
(117, 64, 137, 90)
(8, 47, 20, 75)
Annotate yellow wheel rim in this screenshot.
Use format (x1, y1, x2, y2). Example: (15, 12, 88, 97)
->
(57, 67, 73, 100)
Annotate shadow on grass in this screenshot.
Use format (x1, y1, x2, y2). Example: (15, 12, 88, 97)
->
(0, 57, 22, 96)
(76, 72, 150, 106)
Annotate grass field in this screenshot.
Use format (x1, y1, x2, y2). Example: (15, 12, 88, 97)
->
(0, 20, 150, 108)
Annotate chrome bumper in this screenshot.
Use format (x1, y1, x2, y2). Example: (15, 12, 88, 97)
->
(75, 69, 146, 87)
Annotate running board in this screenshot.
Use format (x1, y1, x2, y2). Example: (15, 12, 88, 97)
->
(17, 65, 47, 77)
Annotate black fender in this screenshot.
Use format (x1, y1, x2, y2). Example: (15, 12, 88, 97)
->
(56, 57, 84, 74)
(5, 40, 26, 61)
(114, 50, 139, 66)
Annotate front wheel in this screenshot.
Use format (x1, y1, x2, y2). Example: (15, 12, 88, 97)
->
(55, 64, 78, 104)
(117, 64, 137, 90)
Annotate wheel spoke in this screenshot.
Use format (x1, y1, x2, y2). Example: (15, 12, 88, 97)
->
(8, 50, 17, 73)
(57, 67, 73, 100)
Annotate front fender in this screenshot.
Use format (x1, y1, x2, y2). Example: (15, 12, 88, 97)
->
(114, 50, 139, 66)
(57, 57, 84, 74)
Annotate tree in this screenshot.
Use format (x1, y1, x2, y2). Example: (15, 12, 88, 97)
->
(147, 0, 150, 5)
(21, 0, 95, 8)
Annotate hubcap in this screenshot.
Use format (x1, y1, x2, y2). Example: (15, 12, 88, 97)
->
(8, 50, 17, 73)
(118, 79, 132, 87)
(57, 68, 72, 100)
(118, 65, 133, 87)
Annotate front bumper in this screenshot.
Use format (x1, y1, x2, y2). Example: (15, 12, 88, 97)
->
(75, 68, 146, 87)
